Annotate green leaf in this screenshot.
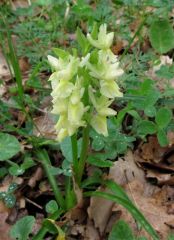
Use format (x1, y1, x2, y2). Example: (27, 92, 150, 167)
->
(60, 137, 82, 162)
(9, 163, 24, 176)
(108, 220, 134, 240)
(4, 194, 16, 208)
(53, 48, 69, 59)
(76, 27, 90, 55)
(137, 120, 157, 135)
(10, 216, 35, 240)
(21, 157, 35, 170)
(43, 219, 58, 234)
(0, 167, 8, 178)
(92, 136, 105, 151)
(46, 200, 58, 214)
(84, 191, 158, 240)
(157, 129, 169, 147)
(8, 183, 18, 193)
(87, 155, 113, 168)
(104, 180, 130, 201)
(144, 106, 156, 117)
(149, 19, 174, 54)
(155, 108, 172, 129)
(168, 234, 174, 240)
(0, 133, 20, 161)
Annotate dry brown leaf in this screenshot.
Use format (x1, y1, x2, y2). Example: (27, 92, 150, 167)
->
(113, 180, 174, 239)
(84, 219, 100, 240)
(0, 213, 12, 240)
(109, 150, 146, 185)
(146, 170, 174, 186)
(33, 113, 56, 139)
(87, 186, 114, 235)
(136, 136, 167, 163)
(87, 151, 146, 236)
(19, 57, 30, 72)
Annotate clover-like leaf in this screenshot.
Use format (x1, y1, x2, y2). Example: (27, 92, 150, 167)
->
(0, 133, 20, 161)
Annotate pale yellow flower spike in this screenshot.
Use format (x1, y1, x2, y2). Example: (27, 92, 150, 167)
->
(48, 24, 123, 141)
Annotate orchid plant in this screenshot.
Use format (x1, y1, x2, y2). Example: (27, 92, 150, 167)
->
(48, 24, 123, 184)
(37, 24, 158, 240)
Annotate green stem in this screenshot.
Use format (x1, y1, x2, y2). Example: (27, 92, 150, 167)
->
(77, 125, 90, 185)
(71, 133, 78, 182)
(36, 149, 65, 209)
(32, 209, 63, 240)
(120, 16, 147, 61)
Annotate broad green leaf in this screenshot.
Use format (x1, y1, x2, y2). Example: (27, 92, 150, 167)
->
(137, 120, 157, 135)
(87, 155, 113, 168)
(46, 200, 58, 214)
(157, 129, 169, 147)
(0, 133, 21, 161)
(155, 108, 172, 129)
(108, 220, 134, 240)
(10, 216, 35, 240)
(149, 19, 174, 54)
(84, 191, 158, 240)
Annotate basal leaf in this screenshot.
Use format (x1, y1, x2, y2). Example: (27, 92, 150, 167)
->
(87, 155, 113, 167)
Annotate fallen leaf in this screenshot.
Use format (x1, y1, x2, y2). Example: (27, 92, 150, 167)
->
(84, 219, 100, 240)
(109, 150, 146, 186)
(0, 213, 12, 240)
(87, 186, 114, 235)
(113, 180, 174, 239)
(33, 113, 56, 139)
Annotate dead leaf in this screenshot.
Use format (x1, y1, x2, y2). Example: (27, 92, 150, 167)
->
(146, 170, 172, 186)
(109, 150, 146, 186)
(19, 57, 30, 72)
(84, 219, 100, 240)
(113, 180, 174, 239)
(0, 213, 12, 240)
(87, 186, 114, 235)
(33, 113, 56, 139)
